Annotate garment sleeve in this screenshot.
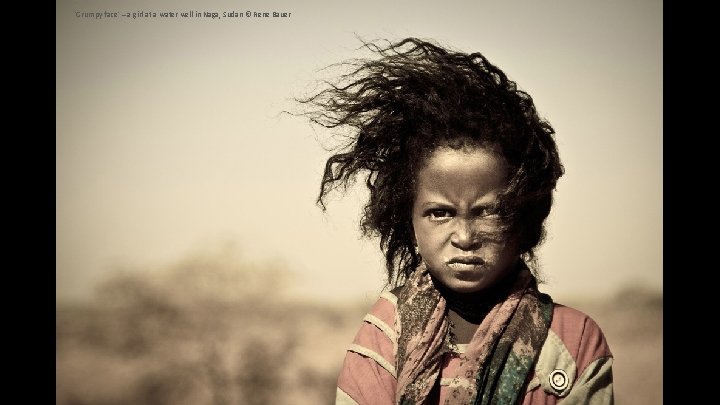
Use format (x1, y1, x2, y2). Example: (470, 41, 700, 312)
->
(558, 356, 613, 405)
(523, 305, 615, 405)
(336, 293, 398, 405)
(558, 313, 614, 405)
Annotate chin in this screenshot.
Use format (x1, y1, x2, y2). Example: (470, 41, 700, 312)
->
(443, 278, 489, 294)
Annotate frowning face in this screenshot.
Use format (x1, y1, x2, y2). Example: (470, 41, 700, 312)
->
(411, 146, 521, 294)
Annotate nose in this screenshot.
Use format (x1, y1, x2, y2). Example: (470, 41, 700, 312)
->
(450, 219, 481, 250)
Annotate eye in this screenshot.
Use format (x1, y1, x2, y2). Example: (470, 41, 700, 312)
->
(427, 209, 454, 222)
(473, 206, 499, 218)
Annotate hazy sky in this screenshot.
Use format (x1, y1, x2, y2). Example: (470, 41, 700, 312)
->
(57, 0, 662, 303)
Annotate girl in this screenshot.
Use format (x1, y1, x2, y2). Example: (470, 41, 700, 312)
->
(299, 38, 613, 405)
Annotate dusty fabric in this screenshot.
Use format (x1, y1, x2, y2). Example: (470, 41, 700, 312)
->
(334, 292, 614, 404)
(395, 263, 553, 405)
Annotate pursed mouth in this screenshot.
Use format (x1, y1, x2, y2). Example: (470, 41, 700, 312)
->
(447, 256, 485, 265)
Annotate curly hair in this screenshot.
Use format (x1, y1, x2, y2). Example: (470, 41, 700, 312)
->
(296, 37, 564, 287)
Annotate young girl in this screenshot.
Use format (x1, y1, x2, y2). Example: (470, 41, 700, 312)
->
(299, 38, 613, 404)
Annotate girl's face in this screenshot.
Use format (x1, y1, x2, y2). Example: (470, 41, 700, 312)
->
(411, 145, 520, 294)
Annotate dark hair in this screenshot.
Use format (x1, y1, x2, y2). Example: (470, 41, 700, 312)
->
(296, 37, 564, 287)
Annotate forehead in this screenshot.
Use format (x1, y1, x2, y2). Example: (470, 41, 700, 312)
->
(416, 146, 509, 190)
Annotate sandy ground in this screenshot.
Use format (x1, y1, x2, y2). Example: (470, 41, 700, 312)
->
(57, 268, 661, 404)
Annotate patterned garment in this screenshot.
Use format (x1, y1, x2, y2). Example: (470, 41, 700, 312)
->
(335, 264, 614, 405)
(395, 263, 552, 404)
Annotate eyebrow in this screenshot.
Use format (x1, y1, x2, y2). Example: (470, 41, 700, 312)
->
(419, 201, 496, 210)
(420, 202, 451, 208)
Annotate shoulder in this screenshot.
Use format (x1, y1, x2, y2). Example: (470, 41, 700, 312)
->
(350, 289, 400, 349)
(367, 290, 398, 322)
(352, 289, 399, 338)
(549, 304, 603, 334)
(549, 303, 612, 370)
(337, 291, 400, 404)
(523, 303, 614, 402)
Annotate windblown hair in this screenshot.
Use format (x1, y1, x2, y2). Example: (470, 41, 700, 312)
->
(297, 37, 564, 287)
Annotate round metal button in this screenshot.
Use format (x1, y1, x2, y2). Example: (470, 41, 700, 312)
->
(549, 369, 569, 391)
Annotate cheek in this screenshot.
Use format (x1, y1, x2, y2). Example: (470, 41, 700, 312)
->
(412, 221, 431, 250)
(414, 223, 449, 254)
(484, 241, 519, 263)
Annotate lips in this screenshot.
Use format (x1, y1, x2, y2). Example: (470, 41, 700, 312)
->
(447, 256, 485, 272)
(448, 256, 485, 265)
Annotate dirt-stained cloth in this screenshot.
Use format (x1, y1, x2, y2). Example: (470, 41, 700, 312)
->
(395, 263, 553, 405)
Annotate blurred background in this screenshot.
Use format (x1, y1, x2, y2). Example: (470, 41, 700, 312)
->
(56, 0, 662, 403)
